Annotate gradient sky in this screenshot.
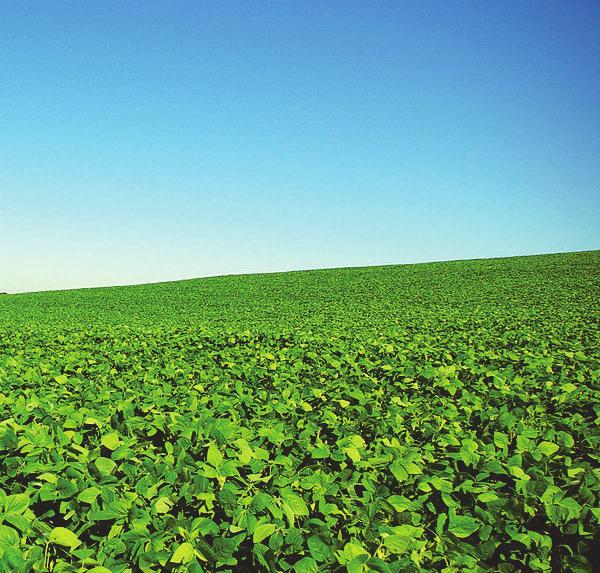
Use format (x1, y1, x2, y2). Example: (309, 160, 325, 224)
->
(1, 2, 599, 293)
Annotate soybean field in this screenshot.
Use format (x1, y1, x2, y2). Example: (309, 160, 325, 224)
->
(0, 251, 598, 573)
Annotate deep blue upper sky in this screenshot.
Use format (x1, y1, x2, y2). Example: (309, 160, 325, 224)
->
(2, 2, 599, 292)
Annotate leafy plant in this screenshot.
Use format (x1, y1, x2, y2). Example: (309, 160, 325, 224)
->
(0, 251, 598, 572)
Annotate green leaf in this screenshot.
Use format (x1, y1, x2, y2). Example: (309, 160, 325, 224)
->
(2, 513, 29, 533)
(280, 491, 309, 516)
(436, 513, 447, 535)
(95, 457, 117, 476)
(4, 494, 29, 515)
(493, 431, 509, 448)
(0, 524, 20, 546)
(558, 496, 582, 520)
(347, 554, 369, 573)
(253, 523, 276, 544)
(404, 461, 421, 474)
(311, 446, 330, 459)
(37, 473, 59, 484)
(48, 527, 82, 550)
(477, 492, 499, 503)
(294, 556, 318, 573)
(77, 486, 101, 504)
(342, 542, 369, 562)
(509, 465, 530, 480)
(537, 441, 559, 457)
(448, 514, 481, 538)
(387, 495, 411, 512)
(101, 432, 122, 451)
(207, 444, 223, 467)
(154, 496, 174, 514)
(171, 542, 195, 564)
(345, 446, 361, 462)
(307, 535, 331, 562)
(390, 461, 408, 483)
(383, 534, 411, 554)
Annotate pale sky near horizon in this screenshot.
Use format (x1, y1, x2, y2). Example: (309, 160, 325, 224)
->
(1, 2, 599, 293)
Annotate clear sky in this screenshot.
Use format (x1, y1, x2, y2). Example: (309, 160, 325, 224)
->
(1, 1, 599, 293)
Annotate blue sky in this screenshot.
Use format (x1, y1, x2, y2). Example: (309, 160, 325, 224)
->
(1, 1, 599, 292)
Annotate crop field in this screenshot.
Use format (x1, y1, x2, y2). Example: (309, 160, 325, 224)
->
(0, 251, 598, 573)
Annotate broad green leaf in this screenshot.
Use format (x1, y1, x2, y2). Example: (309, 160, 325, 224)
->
(307, 535, 331, 562)
(388, 495, 411, 512)
(509, 465, 530, 480)
(311, 446, 330, 459)
(390, 461, 408, 483)
(48, 527, 81, 550)
(101, 432, 122, 450)
(343, 542, 369, 560)
(493, 432, 509, 448)
(154, 496, 174, 514)
(345, 446, 361, 462)
(4, 494, 29, 515)
(37, 473, 59, 484)
(95, 457, 117, 475)
(347, 554, 369, 573)
(77, 487, 101, 504)
(383, 534, 411, 554)
(537, 441, 559, 457)
(253, 523, 276, 544)
(0, 524, 19, 546)
(448, 514, 481, 538)
(207, 444, 223, 467)
(280, 491, 309, 516)
(171, 542, 195, 564)
(294, 556, 318, 573)
(477, 492, 499, 503)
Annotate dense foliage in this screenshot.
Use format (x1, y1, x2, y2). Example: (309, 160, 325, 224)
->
(0, 251, 598, 573)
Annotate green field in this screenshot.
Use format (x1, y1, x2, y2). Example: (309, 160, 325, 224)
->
(0, 251, 598, 573)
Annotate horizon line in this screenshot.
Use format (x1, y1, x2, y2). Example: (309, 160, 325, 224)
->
(5, 247, 598, 296)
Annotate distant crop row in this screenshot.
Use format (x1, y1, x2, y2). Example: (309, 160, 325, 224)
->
(0, 251, 598, 572)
